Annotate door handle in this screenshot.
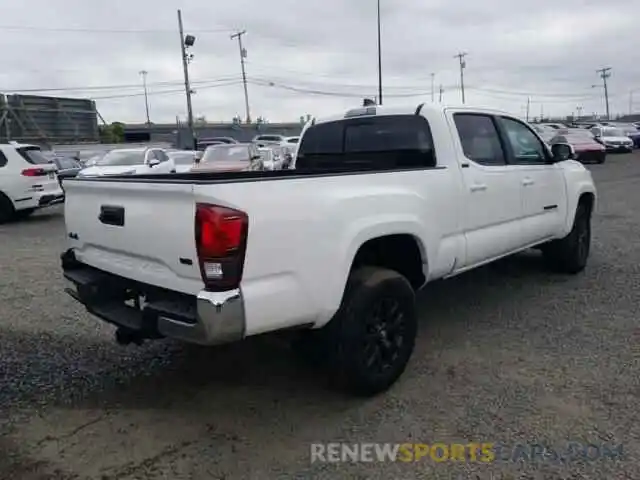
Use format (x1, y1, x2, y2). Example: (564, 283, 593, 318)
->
(470, 183, 487, 192)
(522, 178, 535, 186)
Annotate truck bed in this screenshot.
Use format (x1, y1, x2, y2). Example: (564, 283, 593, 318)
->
(63, 165, 454, 336)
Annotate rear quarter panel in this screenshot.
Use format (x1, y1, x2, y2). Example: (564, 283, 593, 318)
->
(195, 167, 463, 335)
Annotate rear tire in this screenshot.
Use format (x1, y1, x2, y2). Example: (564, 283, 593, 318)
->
(0, 193, 15, 224)
(295, 267, 418, 396)
(542, 202, 591, 274)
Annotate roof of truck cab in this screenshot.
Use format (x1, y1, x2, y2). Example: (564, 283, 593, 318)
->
(310, 103, 519, 126)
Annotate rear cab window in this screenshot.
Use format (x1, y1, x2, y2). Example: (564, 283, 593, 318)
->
(296, 114, 436, 171)
(17, 147, 52, 165)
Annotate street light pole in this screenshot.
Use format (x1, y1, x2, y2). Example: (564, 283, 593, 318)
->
(139, 70, 151, 126)
(177, 9, 195, 149)
(376, 0, 383, 105)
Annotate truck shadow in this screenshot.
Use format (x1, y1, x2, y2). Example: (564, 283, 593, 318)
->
(4, 249, 568, 414)
(2, 249, 593, 472)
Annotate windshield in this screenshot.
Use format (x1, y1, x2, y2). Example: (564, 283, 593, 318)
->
(170, 152, 196, 165)
(96, 150, 146, 166)
(202, 145, 250, 163)
(602, 128, 625, 137)
(17, 147, 52, 165)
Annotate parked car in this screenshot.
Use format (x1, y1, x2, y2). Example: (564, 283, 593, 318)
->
(610, 123, 640, 148)
(0, 142, 64, 222)
(539, 122, 567, 130)
(198, 137, 238, 149)
(258, 147, 285, 171)
(168, 150, 202, 173)
(51, 155, 83, 185)
(191, 143, 263, 173)
(533, 124, 558, 143)
(252, 134, 286, 146)
(548, 130, 606, 164)
(77, 148, 176, 177)
(590, 126, 634, 152)
(82, 152, 107, 168)
(61, 102, 596, 396)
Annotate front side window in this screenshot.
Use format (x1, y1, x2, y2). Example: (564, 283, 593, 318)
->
(499, 117, 547, 164)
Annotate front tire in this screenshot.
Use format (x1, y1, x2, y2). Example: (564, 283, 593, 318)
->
(14, 208, 35, 220)
(542, 202, 591, 274)
(322, 267, 417, 396)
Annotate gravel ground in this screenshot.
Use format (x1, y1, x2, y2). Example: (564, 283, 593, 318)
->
(1, 153, 639, 480)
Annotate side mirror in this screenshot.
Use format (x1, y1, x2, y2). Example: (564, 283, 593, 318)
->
(550, 143, 574, 162)
(148, 158, 160, 167)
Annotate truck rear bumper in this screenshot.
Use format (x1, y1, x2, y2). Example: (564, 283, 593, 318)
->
(60, 249, 246, 346)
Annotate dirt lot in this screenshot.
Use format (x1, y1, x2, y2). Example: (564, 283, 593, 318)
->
(1, 153, 639, 479)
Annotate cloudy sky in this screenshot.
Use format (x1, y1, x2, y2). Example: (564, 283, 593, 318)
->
(1, 0, 638, 124)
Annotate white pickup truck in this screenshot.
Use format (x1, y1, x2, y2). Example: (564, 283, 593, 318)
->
(61, 103, 596, 396)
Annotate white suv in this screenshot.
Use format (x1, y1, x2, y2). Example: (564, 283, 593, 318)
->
(0, 143, 64, 223)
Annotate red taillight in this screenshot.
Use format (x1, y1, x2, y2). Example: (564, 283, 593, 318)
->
(21, 167, 48, 177)
(195, 203, 248, 291)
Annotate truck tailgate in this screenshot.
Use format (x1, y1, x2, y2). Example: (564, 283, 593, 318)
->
(64, 179, 204, 295)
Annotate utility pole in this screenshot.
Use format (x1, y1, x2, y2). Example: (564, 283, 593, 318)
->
(525, 96, 530, 122)
(139, 70, 151, 126)
(454, 52, 467, 103)
(540, 103, 544, 121)
(376, 0, 383, 105)
(628, 89, 637, 116)
(430, 73, 435, 102)
(231, 30, 251, 123)
(596, 67, 611, 120)
(439, 84, 444, 103)
(177, 9, 196, 149)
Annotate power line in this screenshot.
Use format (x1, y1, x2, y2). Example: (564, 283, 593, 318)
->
(91, 80, 244, 100)
(1, 76, 241, 94)
(0, 24, 234, 34)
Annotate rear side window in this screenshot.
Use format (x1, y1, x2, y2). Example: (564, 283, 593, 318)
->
(297, 115, 436, 170)
(17, 147, 52, 165)
(0, 150, 7, 168)
(453, 114, 506, 166)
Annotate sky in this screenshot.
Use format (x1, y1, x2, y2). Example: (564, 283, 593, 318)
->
(1, 0, 638, 124)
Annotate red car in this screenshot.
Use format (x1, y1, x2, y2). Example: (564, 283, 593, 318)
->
(550, 129, 606, 164)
